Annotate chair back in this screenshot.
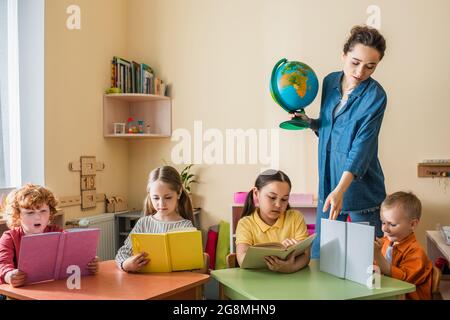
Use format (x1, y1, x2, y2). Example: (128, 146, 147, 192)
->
(226, 253, 238, 268)
(432, 265, 441, 294)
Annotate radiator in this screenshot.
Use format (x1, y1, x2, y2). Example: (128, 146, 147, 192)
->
(73, 213, 116, 261)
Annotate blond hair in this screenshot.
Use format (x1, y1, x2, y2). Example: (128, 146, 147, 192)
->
(5, 184, 59, 228)
(381, 191, 422, 220)
(143, 166, 194, 223)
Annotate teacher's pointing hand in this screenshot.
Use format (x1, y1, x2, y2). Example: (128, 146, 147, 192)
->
(323, 188, 344, 220)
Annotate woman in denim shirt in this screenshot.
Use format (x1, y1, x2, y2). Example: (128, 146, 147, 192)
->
(297, 26, 387, 258)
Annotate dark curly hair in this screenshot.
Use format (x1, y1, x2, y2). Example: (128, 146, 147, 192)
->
(343, 25, 386, 60)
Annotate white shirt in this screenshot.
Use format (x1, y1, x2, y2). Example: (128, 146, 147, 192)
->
(333, 88, 354, 118)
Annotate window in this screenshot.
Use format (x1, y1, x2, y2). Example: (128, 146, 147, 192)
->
(0, 0, 21, 189)
(0, 0, 45, 191)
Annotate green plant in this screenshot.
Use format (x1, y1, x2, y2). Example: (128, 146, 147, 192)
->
(180, 164, 198, 193)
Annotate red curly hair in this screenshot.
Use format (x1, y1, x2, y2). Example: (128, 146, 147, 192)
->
(5, 184, 59, 229)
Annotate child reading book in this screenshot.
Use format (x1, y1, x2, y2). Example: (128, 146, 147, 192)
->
(374, 191, 433, 299)
(0, 184, 99, 287)
(115, 166, 196, 272)
(235, 169, 311, 273)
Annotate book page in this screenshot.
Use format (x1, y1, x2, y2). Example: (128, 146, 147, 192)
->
(167, 227, 198, 233)
(241, 234, 316, 269)
(253, 242, 285, 249)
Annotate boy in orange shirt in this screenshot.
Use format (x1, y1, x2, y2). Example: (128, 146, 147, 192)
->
(374, 191, 432, 299)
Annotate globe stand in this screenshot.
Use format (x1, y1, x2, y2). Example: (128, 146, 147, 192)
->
(279, 110, 310, 130)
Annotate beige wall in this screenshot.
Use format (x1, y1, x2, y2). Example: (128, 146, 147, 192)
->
(45, 0, 450, 246)
(45, 0, 130, 221)
(126, 0, 450, 246)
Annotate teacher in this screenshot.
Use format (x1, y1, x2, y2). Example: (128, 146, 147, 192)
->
(297, 25, 387, 258)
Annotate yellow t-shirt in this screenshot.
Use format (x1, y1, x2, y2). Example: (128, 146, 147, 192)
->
(235, 209, 309, 246)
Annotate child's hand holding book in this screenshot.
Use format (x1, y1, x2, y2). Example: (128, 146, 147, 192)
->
(280, 238, 299, 248)
(122, 252, 150, 272)
(264, 251, 297, 273)
(87, 256, 100, 274)
(5, 269, 27, 287)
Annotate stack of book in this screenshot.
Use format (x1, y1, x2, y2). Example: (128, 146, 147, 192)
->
(111, 56, 166, 95)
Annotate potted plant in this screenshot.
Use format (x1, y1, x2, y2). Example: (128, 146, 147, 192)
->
(180, 164, 198, 193)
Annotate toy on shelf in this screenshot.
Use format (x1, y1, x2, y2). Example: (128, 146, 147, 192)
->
(138, 120, 144, 133)
(127, 117, 139, 134)
(114, 123, 126, 135)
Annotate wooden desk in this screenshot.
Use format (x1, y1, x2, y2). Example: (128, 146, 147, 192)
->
(426, 230, 450, 262)
(0, 260, 210, 300)
(212, 260, 415, 300)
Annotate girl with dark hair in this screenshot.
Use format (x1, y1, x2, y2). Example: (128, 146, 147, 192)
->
(235, 169, 311, 273)
(115, 166, 194, 272)
(295, 25, 388, 258)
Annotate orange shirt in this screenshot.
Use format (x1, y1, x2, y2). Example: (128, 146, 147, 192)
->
(381, 232, 432, 300)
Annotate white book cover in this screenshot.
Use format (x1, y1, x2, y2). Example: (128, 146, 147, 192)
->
(320, 219, 346, 278)
(319, 219, 375, 286)
(345, 222, 374, 285)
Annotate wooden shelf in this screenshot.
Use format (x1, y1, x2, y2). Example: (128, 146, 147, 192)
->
(103, 94, 172, 138)
(105, 134, 171, 139)
(104, 93, 171, 102)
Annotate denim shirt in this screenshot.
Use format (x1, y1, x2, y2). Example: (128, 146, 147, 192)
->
(316, 71, 387, 213)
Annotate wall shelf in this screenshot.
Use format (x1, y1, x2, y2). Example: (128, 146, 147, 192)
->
(103, 94, 172, 138)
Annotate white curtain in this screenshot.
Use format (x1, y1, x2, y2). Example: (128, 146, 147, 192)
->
(0, 0, 21, 189)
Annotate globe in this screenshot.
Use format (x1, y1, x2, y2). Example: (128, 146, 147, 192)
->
(270, 58, 319, 130)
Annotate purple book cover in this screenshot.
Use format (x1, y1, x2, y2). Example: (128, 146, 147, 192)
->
(54, 228, 100, 280)
(18, 232, 61, 284)
(18, 228, 100, 284)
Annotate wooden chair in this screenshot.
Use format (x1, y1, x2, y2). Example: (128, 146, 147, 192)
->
(432, 265, 442, 300)
(226, 253, 238, 268)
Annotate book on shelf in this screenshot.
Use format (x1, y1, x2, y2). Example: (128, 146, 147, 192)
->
(110, 56, 169, 96)
(141, 63, 154, 94)
(18, 228, 100, 284)
(320, 219, 374, 285)
(240, 233, 316, 269)
(130, 227, 204, 272)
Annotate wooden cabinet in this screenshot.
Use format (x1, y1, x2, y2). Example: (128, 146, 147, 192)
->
(103, 94, 172, 138)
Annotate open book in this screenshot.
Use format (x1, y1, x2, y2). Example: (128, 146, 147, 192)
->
(130, 227, 204, 273)
(18, 228, 100, 284)
(319, 219, 374, 285)
(240, 233, 316, 269)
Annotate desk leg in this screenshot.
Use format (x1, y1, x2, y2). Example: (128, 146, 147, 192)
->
(218, 283, 229, 300)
